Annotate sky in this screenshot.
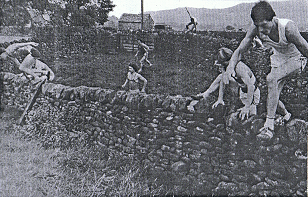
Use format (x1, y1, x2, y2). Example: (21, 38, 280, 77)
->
(109, 0, 289, 18)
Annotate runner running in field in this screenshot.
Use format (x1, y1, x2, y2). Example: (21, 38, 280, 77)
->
(0, 42, 55, 83)
(189, 47, 260, 120)
(135, 39, 152, 72)
(222, 1, 308, 140)
(122, 63, 147, 93)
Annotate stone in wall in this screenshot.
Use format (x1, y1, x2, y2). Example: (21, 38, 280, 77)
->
(42, 83, 66, 99)
(286, 119, 308, 145)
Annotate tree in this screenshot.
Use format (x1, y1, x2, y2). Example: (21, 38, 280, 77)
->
(0, 0, 31, 33)
(1, 0, 115, 28)
(56, 0, 115, 27)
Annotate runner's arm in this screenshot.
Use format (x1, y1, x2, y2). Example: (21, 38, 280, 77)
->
(212, 77, 225, 108)
(6, 42, 38, 55)
(122, 78, 128, 88)
(212, 74, 226, 108)
(285, 21, 308, 58)
(223, 25, 257, 84)
(217, 74, 225, 103)
(140, 43, 149, 51)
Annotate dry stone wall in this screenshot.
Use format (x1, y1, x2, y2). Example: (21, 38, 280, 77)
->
(2, 72, 307, 196)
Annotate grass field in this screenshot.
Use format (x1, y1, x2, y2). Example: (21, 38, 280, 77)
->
(51, 51, 218, 97)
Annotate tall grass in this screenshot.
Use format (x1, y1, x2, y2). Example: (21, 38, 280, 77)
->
(53, 146, 163, 196)
(0, 107, 163, 196)
(0, 126, 62, 197)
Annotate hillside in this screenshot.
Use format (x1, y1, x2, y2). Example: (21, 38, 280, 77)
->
(146, 0, 308, 31)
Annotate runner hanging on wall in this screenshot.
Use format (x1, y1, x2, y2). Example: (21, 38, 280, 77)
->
(0, 41, 54, 84)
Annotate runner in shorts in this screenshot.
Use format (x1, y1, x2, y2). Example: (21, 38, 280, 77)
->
(186, 16, 198, 33)
(0, 42, 54, 84)
(223, 1, 308, 140)
(135, 39, 152, 73)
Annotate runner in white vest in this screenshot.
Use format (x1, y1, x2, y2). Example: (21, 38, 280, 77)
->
(222, 1, 308, 140)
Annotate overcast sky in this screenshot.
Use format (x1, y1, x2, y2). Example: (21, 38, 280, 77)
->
(109, 0, 289, 17)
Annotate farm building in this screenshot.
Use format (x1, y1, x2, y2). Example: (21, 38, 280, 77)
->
(118, 13, 154, 31)
(154, 23, 173, 32)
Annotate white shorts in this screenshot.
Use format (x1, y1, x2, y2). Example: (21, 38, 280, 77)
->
(270, 54, 307, 81)
(271, 54, 307, 70)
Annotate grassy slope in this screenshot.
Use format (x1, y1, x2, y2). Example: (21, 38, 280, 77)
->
(0, 108, 61, 197)
(0, 107, 160, 196)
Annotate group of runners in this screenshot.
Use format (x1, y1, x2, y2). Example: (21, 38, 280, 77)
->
(121, 39, 151, 93)
(1, 1, 308, 141)
(123, 1, 308, 141)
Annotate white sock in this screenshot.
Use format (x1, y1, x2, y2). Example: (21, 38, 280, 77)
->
(283, 112, 291, 121)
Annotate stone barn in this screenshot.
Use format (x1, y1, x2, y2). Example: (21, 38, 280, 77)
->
(118, 13, 154, 31)
(154, 23, 173, 32)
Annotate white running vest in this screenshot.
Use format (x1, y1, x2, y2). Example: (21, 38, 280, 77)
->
(262, 18, 301, 67)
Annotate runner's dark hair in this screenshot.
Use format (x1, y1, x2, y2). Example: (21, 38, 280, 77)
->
(129, 63, 139, 72)
(251, 1, 276, 22)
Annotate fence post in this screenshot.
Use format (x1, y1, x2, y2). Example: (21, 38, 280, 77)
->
(117, 33, 122, 52)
